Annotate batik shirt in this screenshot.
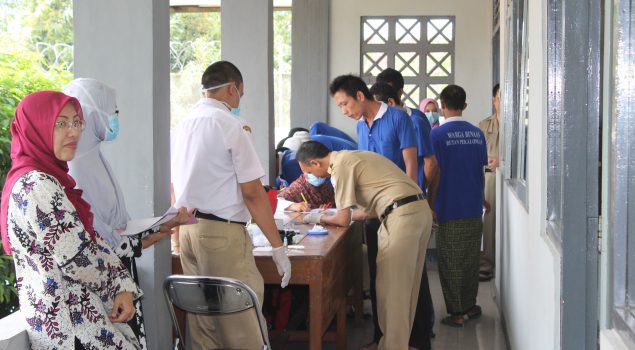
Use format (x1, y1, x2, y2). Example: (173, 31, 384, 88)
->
(281, 174, 335, 209)
(7, 170, 143, 350)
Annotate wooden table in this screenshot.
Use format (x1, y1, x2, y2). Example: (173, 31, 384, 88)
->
(171, 221, 363, 350)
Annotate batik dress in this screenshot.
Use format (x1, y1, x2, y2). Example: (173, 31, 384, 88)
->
(7, 170, 143, 350)
(114, 235, 146, 349)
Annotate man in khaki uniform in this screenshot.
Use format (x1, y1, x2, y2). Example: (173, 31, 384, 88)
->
(478, 84, 500, 281)
(297, 141, 433, 349)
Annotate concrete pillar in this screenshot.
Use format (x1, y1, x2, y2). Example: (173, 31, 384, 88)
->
(221, 0, 275, 184)
(291, 0, 330, 128)
(73, 1, 172, 349)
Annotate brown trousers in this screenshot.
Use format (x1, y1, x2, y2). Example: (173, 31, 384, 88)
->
(179, 219, 266, 349)
(376, 200, 432, 350)
(480, 171, 496, 275)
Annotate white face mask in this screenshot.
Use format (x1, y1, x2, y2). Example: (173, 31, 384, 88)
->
(201, 82, 232, 93)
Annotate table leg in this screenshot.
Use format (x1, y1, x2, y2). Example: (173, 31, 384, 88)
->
(309, 279, 323, 350)
(353, 273, 364, 325)
(336, 301, 347, 349)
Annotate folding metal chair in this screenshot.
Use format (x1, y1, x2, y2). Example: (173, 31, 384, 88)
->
(163, 275, 270, 350)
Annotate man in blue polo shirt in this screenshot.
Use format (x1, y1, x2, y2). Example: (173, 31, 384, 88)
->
(370, 81, 436, 350)
(329, 74, 418, 350)
(377, 68, 430, 129)
(429, 84, 488, 328)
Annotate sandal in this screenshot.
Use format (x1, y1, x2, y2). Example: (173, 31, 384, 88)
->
(466, 305, 482, 319)
(441, 315, 465, 328)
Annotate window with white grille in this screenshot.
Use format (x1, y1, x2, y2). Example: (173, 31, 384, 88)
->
(360, 16, 455, 107)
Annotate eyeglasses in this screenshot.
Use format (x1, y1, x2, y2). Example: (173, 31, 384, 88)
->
(54, 119, 85, 131)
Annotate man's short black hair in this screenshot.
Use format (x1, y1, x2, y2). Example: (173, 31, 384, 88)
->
(440, 84, 467, 111)
(201, 61, 243, 89)
(288, 127, 309, 137)
(296, 141, 331, 163)
(369, 82, 401, 105)
(492, 83, 500, 97)
(329, 74, 373, 100)
(275, 137, 290, 153)
(376, 68, 405, 92)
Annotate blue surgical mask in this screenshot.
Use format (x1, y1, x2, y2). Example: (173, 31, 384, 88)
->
(105, 113, 120, 141)
(230, 85, 241, 117)
(306, 173, 327, 187)
(425, 111, 440, 125)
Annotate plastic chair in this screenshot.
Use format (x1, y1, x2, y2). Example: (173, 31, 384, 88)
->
(163, 275, 270, 350)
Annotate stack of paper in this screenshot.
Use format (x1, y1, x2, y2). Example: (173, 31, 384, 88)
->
(117, 207, 196, 236)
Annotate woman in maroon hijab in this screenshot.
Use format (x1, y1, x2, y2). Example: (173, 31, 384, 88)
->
(0, 91, 142, 349)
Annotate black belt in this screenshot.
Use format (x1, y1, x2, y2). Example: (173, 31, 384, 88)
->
(485, 168, 494, 173)
(381, 193, 426, 221)
(195, 211, 247, 226)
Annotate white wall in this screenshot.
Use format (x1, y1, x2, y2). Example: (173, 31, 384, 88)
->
(498, 1, 562, 349)
(328, 0, 493, 137)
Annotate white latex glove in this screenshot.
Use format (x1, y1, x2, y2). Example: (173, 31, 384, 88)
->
(272, 246, 292, 288)
(302, 212, 323, 224)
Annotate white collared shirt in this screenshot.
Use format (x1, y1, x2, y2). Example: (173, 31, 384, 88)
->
(366, 101, 389, 122)
(171, 98, 264, 222)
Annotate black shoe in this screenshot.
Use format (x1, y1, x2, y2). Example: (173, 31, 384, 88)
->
(466, 305, 482, 319)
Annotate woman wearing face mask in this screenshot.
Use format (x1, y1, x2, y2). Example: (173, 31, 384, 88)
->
(64, 78, 189, 349)
(419, 98, 441, 128)
(280, 170, 335, 212)
(1, 91, 143, 349)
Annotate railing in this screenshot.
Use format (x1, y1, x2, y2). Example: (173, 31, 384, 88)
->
(0, 311, 28, 350)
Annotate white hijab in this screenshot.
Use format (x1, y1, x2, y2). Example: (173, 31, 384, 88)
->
(64, 78, 130, 249)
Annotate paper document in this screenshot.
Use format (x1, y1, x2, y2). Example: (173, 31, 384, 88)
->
(118, 207, 196, 236)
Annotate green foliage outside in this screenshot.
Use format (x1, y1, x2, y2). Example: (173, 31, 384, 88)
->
(0, 0, 293, 317)
(0, 51, 72, 318)
(0, 0, 73, 318)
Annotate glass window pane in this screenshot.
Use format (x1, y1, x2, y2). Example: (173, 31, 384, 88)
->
(396, 19, 420, 44)
(427, 84, 447, 100)
(395, 52, 419, 77)
(363, 52, 387, 76)
(403, 84, 420, 107)
(427, 52, 452, 76)
(170, 11, 222, 129)
(427, 19, 452, 44)
(364, 19, 388, 44)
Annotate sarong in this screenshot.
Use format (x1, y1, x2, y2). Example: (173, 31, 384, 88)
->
(437, 217, 483, 315)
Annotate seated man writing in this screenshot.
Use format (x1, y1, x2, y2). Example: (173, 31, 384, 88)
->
(279, 171, 335, 212)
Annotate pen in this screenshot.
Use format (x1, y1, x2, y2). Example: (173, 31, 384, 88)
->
(300, 193, 308, 204)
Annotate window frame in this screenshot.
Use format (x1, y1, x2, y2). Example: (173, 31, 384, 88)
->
(605, 0, 635, 345)
(502, 0, 529, 208)
(359, 15, 456, 104)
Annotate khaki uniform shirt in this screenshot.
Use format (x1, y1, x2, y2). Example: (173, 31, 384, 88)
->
(328, 150, 421, 218)
(478, 115, 500, 159)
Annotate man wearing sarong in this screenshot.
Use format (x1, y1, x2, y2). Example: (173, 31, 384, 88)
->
(297, 141, 432, 349)
(429, 84, 488, 327)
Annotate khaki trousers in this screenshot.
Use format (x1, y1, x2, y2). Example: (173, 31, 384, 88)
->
(179, 219, 265, 350)
(480, 171, 496, 275)
(376, 200, 432, 350)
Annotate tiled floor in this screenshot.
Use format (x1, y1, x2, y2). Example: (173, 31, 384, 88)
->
(280, 265, 508, 350)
